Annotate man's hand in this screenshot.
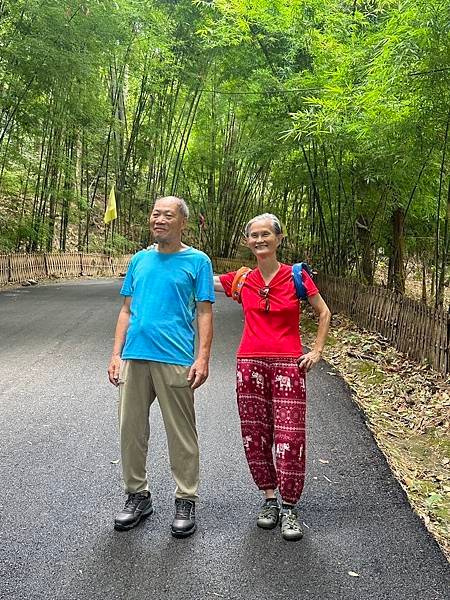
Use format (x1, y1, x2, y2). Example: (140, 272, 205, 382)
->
(108, 297, 130, 387)
(108, 354, 122, 386)
(187, 357, 209, 390)
(191, 300, 213, 391)
(297, 349, 322, 372)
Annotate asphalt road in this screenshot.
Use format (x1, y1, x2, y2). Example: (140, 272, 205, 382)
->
(0, 279, 449, 600)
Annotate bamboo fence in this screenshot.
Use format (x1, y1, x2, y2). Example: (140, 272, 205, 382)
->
(0, 253, 448, 375)
(315, 274, 450, 376)
(0, 252, 133, 284)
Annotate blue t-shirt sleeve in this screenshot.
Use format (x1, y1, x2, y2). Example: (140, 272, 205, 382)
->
(120, 256, 136, 296)
(195, 257, 215, 303)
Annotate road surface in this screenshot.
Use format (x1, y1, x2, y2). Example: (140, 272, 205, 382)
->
(0, 279, 448, 600)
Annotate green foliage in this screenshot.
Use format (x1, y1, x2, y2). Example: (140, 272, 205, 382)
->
(0, 0, 448, 302)
(102, 232, 138, 255)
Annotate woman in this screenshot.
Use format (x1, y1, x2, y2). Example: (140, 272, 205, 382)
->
(214, 213, 331, 541)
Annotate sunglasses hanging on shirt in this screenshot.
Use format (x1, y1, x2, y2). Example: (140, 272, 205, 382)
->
(258, 286, 270, 313)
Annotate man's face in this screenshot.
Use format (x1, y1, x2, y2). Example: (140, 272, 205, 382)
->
(149, 198, 186, 244)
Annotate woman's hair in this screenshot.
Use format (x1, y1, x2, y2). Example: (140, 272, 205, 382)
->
(244, 213, 283, 237)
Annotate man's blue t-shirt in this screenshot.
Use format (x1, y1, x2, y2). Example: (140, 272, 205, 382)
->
(120, 247, 215, 366)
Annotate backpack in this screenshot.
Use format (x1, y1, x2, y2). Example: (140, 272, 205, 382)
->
(230, 262, 313, 303)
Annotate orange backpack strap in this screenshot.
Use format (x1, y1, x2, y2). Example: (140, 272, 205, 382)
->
(231, 266, 252, 303)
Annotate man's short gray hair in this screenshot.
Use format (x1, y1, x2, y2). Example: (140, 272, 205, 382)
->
(154, 196, 189, 219)
(244, 213, 282, 237)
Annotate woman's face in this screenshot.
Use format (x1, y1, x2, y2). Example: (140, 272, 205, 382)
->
(246, 219, 282, 259)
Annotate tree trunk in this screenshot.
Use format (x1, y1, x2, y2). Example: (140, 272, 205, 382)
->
(391, 206, 405, 294)
(436, 178, 450, 307)
(435, 112, 450, 306)
(356, 215, 374, 284)
(421, 260, 427, 304)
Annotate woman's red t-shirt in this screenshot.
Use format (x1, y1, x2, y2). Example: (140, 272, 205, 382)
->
(219, 263, 318, 358)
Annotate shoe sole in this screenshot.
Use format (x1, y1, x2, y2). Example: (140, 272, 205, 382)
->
(281, 533, 303, 541)
(257, 519, 279, 530)
(171, 523, 196, 538)
(114, 506, 154, 531)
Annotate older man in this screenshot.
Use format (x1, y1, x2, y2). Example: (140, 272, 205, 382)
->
(108, 196, 214, 538)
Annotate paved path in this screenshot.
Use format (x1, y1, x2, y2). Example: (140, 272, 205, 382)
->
(0, 279, 448, 600)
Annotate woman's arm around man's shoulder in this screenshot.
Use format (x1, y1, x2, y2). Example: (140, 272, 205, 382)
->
(214, 275, 225, 293)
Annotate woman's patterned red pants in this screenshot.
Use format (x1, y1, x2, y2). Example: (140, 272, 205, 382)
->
(236, 357, 306, 505)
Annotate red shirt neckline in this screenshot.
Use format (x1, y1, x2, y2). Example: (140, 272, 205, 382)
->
(253, 264, 283, 287)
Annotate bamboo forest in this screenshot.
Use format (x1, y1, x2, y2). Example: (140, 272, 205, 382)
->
(0, 0, 449, 306)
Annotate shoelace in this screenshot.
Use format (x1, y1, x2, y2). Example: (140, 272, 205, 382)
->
(260, 504, 279, 518)
(175, 501, 193, 519)
(283, 510, 301, 531)
(125, 493, 145, 510)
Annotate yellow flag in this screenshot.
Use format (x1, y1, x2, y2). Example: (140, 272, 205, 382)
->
(104, 185, 117, 224)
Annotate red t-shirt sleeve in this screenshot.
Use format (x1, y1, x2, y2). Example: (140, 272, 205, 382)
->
(219, 271, 236, 297)
(303, 269, 319, 297)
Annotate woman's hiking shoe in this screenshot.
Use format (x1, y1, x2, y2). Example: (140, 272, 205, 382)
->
(280, 507, 303, 541)
(171, 499, 196, 538)
(257, 498, 280, 529)
(114, 492, 153, 531)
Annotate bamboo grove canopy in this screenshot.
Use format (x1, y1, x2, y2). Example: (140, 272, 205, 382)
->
(0, 0, 448, 305)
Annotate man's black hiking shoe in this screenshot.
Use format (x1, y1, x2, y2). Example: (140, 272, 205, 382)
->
(114, 492, 153, 531)
(171, 499, 196, 538)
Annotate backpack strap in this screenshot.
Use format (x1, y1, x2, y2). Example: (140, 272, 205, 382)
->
(292, 262, 313, 301)
(231, 266, 252, 303)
